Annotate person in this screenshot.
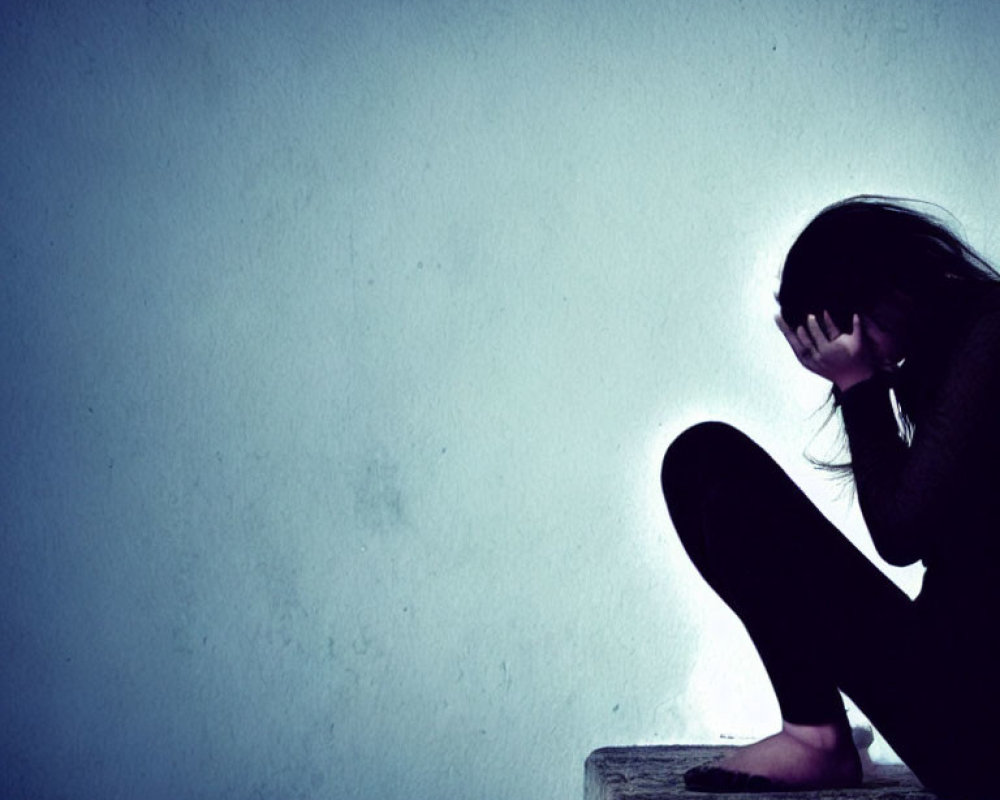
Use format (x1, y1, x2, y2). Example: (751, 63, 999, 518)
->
(660, 196, 1000, 799)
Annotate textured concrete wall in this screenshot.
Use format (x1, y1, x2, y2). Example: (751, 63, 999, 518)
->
(3, 2, 1000, 798)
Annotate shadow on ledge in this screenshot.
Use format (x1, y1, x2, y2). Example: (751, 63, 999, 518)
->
(585, 745, 937, 800)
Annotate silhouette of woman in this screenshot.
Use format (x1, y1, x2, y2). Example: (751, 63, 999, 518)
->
(662, 197, 1000, 799)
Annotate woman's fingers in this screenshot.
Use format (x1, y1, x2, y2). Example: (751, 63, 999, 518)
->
(806, 314, 828, 347)
(796, 321, 817, 355)
(823, 310, 840, 339)
(776, 313, 821, 361)
(775, 314, 796, 345)
(775, 314, 795, 341)
(775, 315, 811, 360)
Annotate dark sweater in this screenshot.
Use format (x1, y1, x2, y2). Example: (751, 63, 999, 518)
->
(839, 290, 1000, 621)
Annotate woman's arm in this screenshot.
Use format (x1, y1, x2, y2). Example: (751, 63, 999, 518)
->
(838, 312, 1000, 566)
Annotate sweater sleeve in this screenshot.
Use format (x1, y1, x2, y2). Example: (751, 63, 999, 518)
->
(838, 311, 1000, 567)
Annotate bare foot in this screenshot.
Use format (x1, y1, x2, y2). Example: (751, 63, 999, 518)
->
(706, 721, 862, 790)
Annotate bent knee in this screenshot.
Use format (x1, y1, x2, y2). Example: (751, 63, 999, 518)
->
(661, 421, 769, 509)
(661, 421, 747, 485)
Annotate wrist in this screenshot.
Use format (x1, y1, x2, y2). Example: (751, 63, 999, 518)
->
(833, 370, 876, 393)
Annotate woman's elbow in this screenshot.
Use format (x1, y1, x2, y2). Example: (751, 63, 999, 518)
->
(870, 523, 923, 567)
(875, 542, 922, 568)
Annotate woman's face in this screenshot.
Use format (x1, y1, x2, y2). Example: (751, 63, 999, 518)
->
(861, 294, 915, 369)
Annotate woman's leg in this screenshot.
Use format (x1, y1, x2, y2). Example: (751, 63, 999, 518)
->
(660, 422, 938, 789)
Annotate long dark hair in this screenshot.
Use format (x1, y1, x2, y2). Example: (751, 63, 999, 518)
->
(776, 195, 1000, 472)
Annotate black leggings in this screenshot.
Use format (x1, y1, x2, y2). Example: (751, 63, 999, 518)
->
(661, 421, 993, 799)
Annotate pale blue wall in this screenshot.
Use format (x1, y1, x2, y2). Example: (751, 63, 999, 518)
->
(4, 1, 1000, 798)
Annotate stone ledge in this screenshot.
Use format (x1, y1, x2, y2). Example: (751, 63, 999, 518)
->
(585, 745, 936, 800)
